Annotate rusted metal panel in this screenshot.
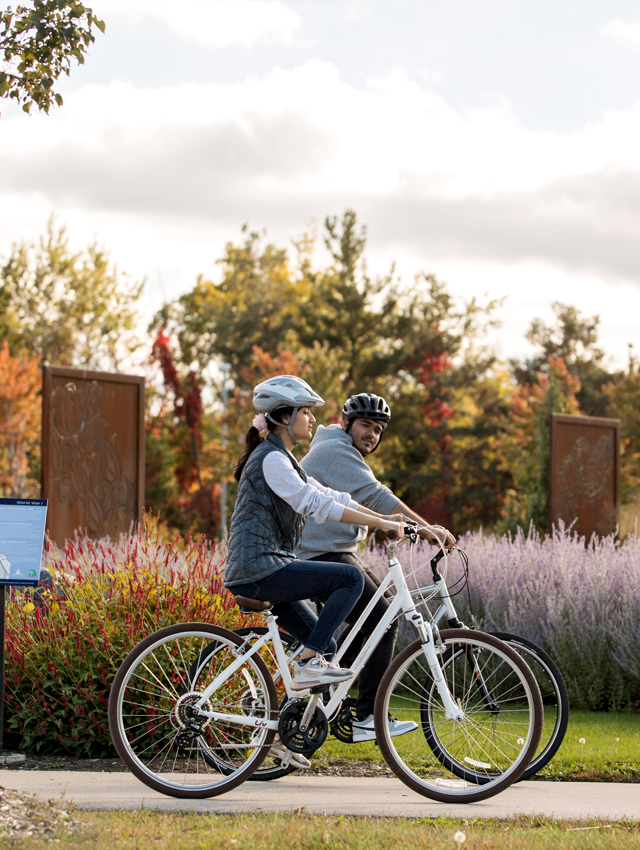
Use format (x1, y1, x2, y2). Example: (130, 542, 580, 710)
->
(41, 367, 145, 545)
(549, 413, 620, 539)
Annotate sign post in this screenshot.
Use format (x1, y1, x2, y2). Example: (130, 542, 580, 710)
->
(0, 498, 48, 760)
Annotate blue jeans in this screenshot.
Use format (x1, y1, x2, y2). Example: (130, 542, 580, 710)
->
(231, 560, 364, 656)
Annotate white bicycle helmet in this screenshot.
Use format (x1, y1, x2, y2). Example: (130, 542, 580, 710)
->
(253, 375, 324, 446)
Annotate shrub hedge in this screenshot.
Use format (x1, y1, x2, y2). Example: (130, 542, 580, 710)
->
(4, 516, 248, 758)
(7, 520, 640, 758)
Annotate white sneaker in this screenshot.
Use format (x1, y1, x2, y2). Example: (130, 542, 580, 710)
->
(291, 654, 354, 690)
(352, 714, 418, 743)
(268, 737, 311, 769)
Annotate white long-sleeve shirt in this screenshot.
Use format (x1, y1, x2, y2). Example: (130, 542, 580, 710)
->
(262, 451, 358, 524)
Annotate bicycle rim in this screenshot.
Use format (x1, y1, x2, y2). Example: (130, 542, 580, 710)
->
(491, 632, 569, 780)
(374, 630, 543, 803)
(108, 623, 277, 798)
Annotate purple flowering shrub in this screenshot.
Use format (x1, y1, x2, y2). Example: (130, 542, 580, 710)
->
(365, 525, 640, 711)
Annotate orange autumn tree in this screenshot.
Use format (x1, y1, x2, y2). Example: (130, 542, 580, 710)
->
(226, 344, 345, 460)
(0, 341, 41, 497)
(147, 329, 221, 540)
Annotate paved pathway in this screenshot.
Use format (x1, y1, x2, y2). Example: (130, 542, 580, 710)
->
(1, 772, 639, 821)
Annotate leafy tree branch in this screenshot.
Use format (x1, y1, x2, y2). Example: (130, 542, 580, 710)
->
(0, 0, 105, 115)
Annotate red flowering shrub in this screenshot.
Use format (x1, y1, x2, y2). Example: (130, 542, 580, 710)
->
(4, 516, 247, 757)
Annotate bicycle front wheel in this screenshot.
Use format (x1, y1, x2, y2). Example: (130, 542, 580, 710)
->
(108, 623, 278, 799)
(374, 630, 543, 803)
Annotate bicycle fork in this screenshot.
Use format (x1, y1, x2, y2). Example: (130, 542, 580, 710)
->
(411, 614, 464, 723)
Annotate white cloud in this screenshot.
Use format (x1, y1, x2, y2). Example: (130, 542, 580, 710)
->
(603, 18, 640, 51)
(3, 60, 640, 285)
(2, 57, 640, 365)
(93, 0, 302, 49)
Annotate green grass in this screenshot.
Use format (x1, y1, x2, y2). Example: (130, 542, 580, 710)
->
(4, 811, 640, 850)
(534, 710, 640, 781)
(309, 709, 640, 781)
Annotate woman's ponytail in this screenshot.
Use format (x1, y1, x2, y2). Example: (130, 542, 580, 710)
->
(234, 426, 262, 482)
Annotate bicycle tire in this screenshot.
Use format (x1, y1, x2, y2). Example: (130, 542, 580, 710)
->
(490, 632, 569, 780)
(374, 630, 543, 803)
(108, 623, 278, 799)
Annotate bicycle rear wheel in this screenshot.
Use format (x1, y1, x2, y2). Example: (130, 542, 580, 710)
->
(108, 623, 277, 799)
(374, 630, 543, 803)
(491, 632, 569, 780)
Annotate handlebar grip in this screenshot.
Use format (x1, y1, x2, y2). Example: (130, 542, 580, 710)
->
(385, 529, 398, 540)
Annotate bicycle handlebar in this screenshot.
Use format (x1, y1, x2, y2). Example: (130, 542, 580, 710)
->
(385, 523, 420, 540)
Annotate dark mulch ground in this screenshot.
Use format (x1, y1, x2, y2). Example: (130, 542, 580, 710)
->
(0, 754, 393, 777)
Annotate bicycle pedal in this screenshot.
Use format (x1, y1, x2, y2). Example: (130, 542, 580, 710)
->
(310, 684, 331, 694)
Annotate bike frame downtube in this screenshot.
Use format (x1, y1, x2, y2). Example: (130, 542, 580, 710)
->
(194, 623, 282, 729)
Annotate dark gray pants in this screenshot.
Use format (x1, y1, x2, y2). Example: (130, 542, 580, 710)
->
(309, 551, 399, 721)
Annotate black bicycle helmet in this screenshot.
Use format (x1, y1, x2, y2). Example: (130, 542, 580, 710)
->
(342, 393, 391, 429)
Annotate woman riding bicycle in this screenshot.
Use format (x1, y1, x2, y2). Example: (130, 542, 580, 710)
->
(224, 375, 404, 695)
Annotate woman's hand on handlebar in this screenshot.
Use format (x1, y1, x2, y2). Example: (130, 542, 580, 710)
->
(378, 518, 405, 540)
(386, 513, 408, 524)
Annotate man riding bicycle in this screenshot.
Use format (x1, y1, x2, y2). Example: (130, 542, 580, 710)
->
(295, 392, 455, 742)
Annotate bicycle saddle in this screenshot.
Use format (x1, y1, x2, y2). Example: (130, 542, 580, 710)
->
(234, 595, 273, 614)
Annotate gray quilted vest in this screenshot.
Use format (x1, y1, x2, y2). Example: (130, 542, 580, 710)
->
(224, 433, 307, 588)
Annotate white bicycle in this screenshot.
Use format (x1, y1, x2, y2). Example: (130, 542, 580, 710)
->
(108, 527, 543, 803)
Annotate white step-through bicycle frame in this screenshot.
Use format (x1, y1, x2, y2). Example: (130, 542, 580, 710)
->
(189, 530, 465, 735)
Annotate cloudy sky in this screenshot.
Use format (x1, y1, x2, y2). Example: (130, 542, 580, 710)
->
(2, 0, 640, 365)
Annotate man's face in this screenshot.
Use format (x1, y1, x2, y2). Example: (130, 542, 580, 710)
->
(344, 417, 385, 456)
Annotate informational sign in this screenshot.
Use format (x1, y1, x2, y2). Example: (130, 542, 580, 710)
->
(0, 499, 48, 587)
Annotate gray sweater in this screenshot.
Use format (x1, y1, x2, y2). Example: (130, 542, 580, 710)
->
(295, 425, 398, 559)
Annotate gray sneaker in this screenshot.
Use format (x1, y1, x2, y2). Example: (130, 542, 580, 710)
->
(291, 654, 354, 690)
(352, 713, 418, 743)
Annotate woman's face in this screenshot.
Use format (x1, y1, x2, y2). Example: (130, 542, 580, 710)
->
(290, 407, 316, 441)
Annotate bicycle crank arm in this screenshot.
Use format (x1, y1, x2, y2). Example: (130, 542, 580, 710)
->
(299, 694, 323, 733)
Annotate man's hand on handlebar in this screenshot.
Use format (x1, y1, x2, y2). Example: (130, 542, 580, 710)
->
(388, 514, 456, 548)
(420, 525, 456, 548)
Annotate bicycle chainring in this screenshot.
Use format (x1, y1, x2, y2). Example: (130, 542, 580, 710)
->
(329, 697, 357, 743)
(278, 698, 328, 756)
